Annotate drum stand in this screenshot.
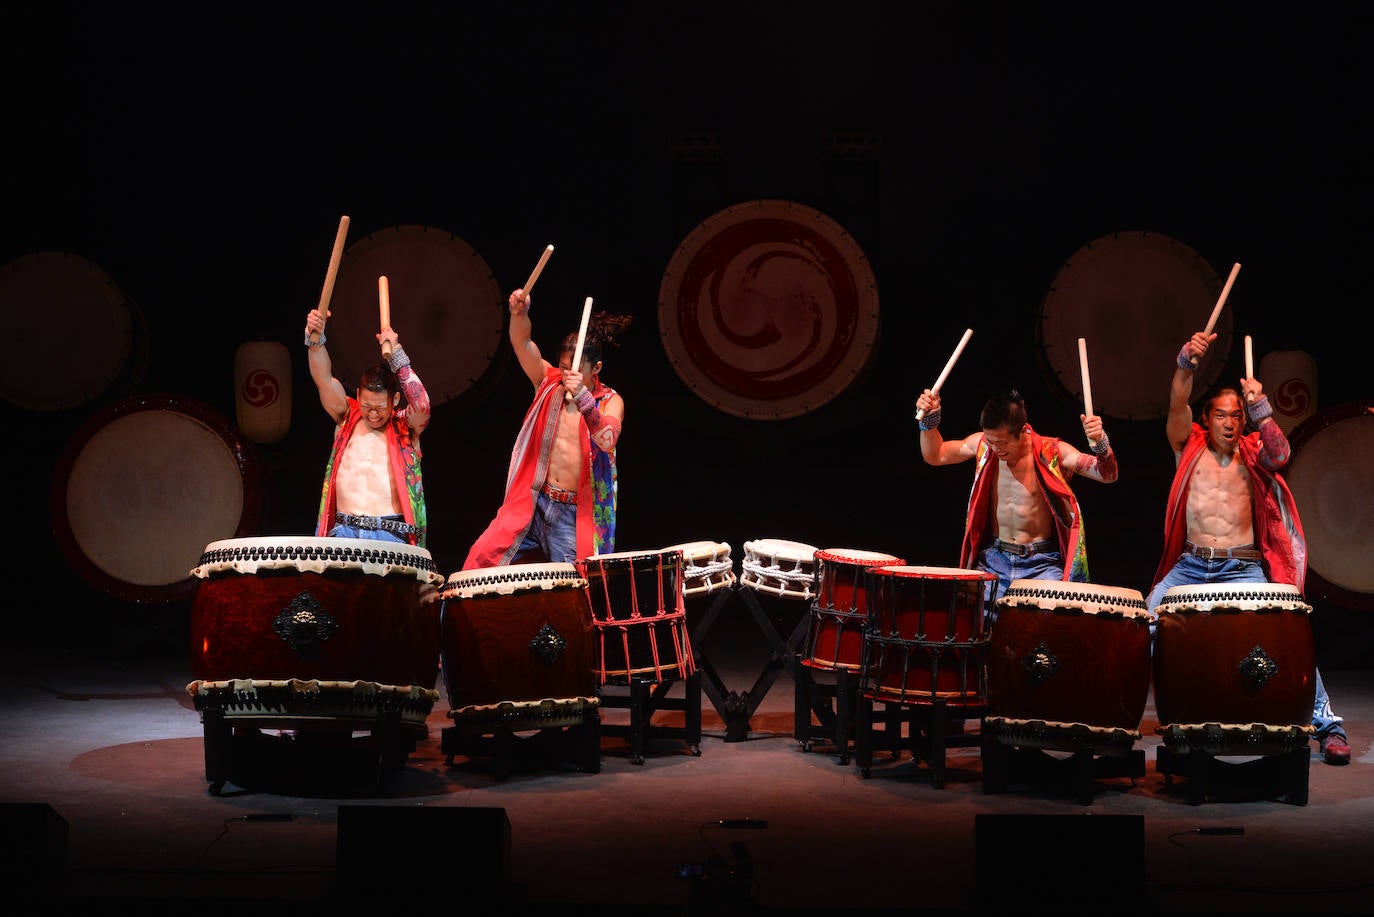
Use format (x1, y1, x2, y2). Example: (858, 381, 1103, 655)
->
(690, 584, 812, 743)
(598, 676, 702, 764)
(853, 696, 984, 788)
(980, 718, 1146, 805)
(441, 698, 603, 781)
(1154, 725, 1313, 806)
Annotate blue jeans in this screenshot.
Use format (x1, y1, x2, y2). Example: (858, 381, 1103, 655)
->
(977, 544, 1067, 627)
(1149, 553, 1344, 739)
(514, 491, 579, 564)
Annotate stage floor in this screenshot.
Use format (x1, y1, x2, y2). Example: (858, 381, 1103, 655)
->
(3, 597, 1373, 915)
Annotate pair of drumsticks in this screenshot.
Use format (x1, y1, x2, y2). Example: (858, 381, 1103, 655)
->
(309, 219, 593, 388)
(914, 261, 1252, 432)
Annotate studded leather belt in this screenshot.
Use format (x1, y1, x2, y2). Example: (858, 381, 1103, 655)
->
(992, 538, 1056, 557)
(334, 513, 419, 537)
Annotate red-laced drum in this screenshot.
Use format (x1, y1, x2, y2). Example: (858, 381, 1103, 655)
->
(1153, 582, 1316, 753)
(186, 536, 444, 729)
(581, 549, 697, 684)
(739, 538, 819, 601)
(803, 548, 905, 672)
(662, 541, 737, 597)
(986, 580, 1152, 741)
(861, 566, 996, 707)
(439, 563, 597, 715)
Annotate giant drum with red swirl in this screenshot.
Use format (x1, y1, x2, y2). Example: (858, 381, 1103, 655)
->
(987, 580, 1152, 733)
(186, 536, 444, 728)
(860, 565, 996, 707)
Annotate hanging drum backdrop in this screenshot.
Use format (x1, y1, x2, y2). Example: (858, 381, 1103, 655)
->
(1037, 231, 1232, 422)
(1285, 402, 1374, 611)
(51, 394, 262, 605)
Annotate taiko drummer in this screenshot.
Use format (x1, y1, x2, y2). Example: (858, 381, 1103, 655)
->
(304, 305, 432, 547)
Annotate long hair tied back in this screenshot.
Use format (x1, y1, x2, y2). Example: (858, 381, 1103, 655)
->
(561, 311, 633, 365)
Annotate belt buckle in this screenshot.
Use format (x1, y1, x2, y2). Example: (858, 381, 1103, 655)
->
(1198, 544, 1218, 560)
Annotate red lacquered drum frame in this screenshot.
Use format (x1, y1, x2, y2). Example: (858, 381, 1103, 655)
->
(186, 537, 444, 728)
(1153, 583, 1316, 753)
(860, 566, 995, 707)
(439, 563, 597, 713)
(803, 549, 904, 672)
(581, 550, 697, 684)
(986, 581, 1152, 745)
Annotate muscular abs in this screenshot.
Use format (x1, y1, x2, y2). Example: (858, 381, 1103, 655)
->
(1184, 448, 1256, 547)
(546, 399, 587, 492)
(993, 457, 1054, 544)
(334, 427, 401, 516)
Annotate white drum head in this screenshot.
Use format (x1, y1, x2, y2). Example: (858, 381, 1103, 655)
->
(443, 562, 585, 598)
(1158, 582, 1307, 612)
(998, 579, 1149, 616)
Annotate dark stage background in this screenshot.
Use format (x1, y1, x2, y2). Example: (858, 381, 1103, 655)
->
(5, 4, 1371, 653)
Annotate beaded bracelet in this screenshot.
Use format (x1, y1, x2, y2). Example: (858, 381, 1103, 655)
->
(917, 408, 941, 431)
(1090, 432, 1111, 456)
(304, 330, 327, 347)
(1176, 344, 1196, 371)
(1246, 394, 1273, 424)
(574, 387, 596, 414)
(386, 344, 410, 372)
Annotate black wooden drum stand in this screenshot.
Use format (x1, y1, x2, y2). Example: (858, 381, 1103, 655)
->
(690, 583, 812, 742)
(853, 697, 984, 787)
(441, 699, 602, 781)
(1154, 725, 1312, 806)
(794, 666, 862, 763)
(980, 717, 1147, 805)
(598, 674, 702, 764)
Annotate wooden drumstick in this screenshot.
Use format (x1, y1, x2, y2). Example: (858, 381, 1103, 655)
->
(378, 275, 392, 359)
(523, 244, 555, 297)
(1078, 337, 1100, 446)
(914, 328, 973, 421)
(1244, 334, 1255, 404)
(1191, 261, 1241, 365)
(312, 214, 349, 345)
(565, 296, 594, 402)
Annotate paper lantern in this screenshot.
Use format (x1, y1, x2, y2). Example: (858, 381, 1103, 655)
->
(1257, 349, 1316, 435)
(234, 340, 291, 444)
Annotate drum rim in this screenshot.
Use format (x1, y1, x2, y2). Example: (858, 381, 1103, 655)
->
(743, 538, 819, 561)
(816, 548, 905, 565)
(446, 561, 579, 582)
(50, 393, 263, 605)
(870, 565, 995, 580)
(584, 549, 683, 564)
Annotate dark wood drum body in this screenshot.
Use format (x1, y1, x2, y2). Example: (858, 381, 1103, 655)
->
(189, 537, 443, 691)
(1153, 583, 1316, 730)
(987, 581, 1152, 732)
(439, 563, 597, 711)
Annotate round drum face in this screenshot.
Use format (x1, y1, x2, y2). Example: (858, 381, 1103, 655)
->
(327, 225, 504, 407)
(1286, 404, 1374, 608)
(658, 199, 879, 419)
(53, 395, 260, 603)
(1037, 231, 1232, 421)
(0, 251, 149, 411)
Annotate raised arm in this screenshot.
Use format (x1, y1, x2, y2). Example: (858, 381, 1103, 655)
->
(381, 324, 431, 437)
(914, 388, 979, 465)
(1059, 412, 1118, 482)
(305, 307, 349, 424)
(509, 288, 552, 388)
(1166, 331, 1215, 457)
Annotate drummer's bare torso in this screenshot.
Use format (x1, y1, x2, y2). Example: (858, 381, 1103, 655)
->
(1183, 444, 1256, 548)
(992, 449, 1055, 545)
(546, 398, 586, 492)
(334, 426, 403, 517)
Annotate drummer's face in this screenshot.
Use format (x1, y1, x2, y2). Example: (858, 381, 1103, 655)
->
(359, 392, 395, 429)
(982, 424, 1026, 462)
(1205, 394, 1245, 452)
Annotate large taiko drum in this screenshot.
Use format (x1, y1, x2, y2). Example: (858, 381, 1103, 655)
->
(1285, 403, 1374, 611)
(739, 538, 819, 601)
(662, 541, 736, 597)
(861, 566, 996, 707)
(51, 394, 262, 604)
(186, 536, 444, 728)
(802, 548, 905, 672)
(986, 580, 1153, 735)
(580, 549, 697, 684)
(1152, 583, 1316, 743)
(439, 563, 597, 711)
